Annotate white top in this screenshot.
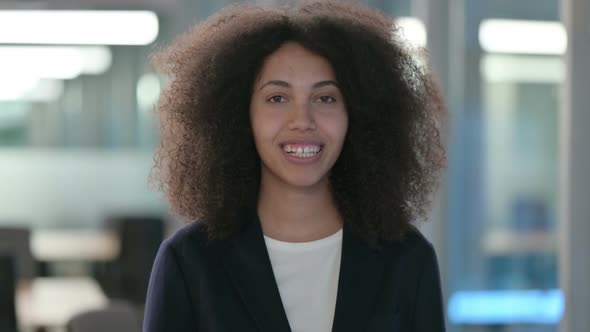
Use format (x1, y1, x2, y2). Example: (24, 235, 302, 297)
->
(264, 229, 343, 332)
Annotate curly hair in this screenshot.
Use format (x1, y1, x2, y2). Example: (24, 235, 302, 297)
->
(150, 0, 446, 247)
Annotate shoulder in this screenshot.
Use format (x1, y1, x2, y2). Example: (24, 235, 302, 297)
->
(400, 226, 436, 255)
(145, 224, 203, 330)
(378, 225, 444, 303)
(395, 227, 446, 329)
(165, 221, 209, 248)
(382, 225, 439, 267)
(157, 221, 221, 264)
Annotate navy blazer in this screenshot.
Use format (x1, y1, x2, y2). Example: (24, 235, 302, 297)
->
(143, 208, 446, 331)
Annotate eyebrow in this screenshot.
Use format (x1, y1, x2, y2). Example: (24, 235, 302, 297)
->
(258, 80, 340, 91)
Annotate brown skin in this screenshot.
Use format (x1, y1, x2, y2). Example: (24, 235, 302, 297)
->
(150, 0, 446, 248)
(251, 42, 348, 242)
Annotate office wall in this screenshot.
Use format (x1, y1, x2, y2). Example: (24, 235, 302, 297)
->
(0, 149, 167, 228)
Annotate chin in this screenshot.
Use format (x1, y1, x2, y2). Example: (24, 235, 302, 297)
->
(281, 174, 329, 190)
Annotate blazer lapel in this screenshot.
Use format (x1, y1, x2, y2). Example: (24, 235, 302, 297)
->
(222, 209, 292, 332)
(332, 225, 386, 331)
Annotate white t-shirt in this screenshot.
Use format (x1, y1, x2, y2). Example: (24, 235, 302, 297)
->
(264, 229, 343, 332)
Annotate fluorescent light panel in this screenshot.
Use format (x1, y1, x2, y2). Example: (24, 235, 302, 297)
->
(396, 17, 427, 48)
(0, 79, 64, 102)
(0, 10, 158, 45)
(0, 76, 40, 100)
(480, 19, 567, 55)
(448, 289, 565, 324)
(26, 80, 65, 102)
(0, 46, 112, 80)
(137, 74, 161, 111)
(482, 54, 565, 83)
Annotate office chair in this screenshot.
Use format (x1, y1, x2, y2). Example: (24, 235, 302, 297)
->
(0, 255, 18, 332)
(95, 216, 164, 304)
(0, 227, 36, 280)
(67, 301, 142, 332)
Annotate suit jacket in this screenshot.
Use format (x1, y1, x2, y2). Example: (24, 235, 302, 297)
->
(143, 207, 446, 332)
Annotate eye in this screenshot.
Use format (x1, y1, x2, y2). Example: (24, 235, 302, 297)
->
(267, 95, 287, 103)
(316, 95, 336, 104)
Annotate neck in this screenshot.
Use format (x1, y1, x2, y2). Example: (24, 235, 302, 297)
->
(257, 174, 343, 243)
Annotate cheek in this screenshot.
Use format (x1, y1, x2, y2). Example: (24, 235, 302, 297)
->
(249, 106, 265, 141)
(329, 112, 349, 143)
(250, 112, 277, 148)
(341, 116, 349, 139)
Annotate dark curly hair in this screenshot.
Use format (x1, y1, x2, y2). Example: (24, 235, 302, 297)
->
(150, 0, 446, 247)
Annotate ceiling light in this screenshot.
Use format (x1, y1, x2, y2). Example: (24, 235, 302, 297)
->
(482, 54, 565, 83)
(480, 19, 567, 55)
(137, 74, 161, 111)
(0, 10, 158, 45)
(0, 76, 40, 100)
(396, 17, 427, 48)
(0, 46, 112, 80)
(0, 79, 64, 101)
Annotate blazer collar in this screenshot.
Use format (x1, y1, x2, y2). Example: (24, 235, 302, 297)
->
(331, 224, 386, 331)
(222, 207, 386, 332)
(222, 208, 291, 331)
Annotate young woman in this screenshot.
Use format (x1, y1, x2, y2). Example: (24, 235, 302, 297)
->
(144, 1, 446, 331)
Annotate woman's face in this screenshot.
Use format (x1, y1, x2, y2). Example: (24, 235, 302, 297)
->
(250, 41, 348, 190)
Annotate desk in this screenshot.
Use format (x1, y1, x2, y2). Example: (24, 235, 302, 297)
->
(31, 230, 120, 262)
(16, 277, 109, 330)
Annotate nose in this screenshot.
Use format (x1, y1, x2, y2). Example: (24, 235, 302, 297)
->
(287, 101, 316, 131)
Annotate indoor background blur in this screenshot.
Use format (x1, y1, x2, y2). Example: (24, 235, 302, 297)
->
(0, 0, 588, 332)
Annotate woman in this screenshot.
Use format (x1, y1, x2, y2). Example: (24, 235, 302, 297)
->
(144, 1, 446, 331)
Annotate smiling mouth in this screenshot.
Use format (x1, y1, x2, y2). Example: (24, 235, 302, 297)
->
(281, 144, 323, 158)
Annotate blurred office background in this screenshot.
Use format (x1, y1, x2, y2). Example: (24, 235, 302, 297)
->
(0, 0, 588, 331)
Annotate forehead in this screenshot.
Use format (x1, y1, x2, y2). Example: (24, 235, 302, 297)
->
(256, 41, 336, 83)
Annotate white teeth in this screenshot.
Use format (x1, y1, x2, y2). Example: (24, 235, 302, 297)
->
(282, 144, 322, 158)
